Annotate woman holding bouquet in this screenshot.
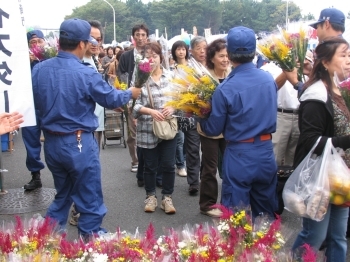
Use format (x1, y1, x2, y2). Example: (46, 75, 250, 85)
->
(133, 42, 177, 214)
(292, 37, 350, 262)
(198, 38, 231, 218)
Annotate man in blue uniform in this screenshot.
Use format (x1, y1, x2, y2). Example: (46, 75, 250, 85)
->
(32, 18, 141, 239)
(200, 26, 278, 218)
(23, 30, 46, 190)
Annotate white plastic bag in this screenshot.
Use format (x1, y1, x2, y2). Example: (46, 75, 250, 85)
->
(328, 146, 350, 206)
(282, 138, 331, 221)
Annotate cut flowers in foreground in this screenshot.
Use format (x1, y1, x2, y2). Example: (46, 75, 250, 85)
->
(0, 206, 317, 261)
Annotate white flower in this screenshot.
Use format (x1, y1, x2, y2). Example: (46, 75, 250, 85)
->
(92, 253, 108, 262)
(177, 241, 187, 249)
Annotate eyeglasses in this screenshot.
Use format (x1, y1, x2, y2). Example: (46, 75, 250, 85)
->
(92, 37, 102, 43)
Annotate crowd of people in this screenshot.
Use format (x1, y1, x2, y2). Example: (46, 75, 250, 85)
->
(5, 6, 349, 261)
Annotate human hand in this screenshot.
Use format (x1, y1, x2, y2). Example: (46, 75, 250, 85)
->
(161, 107, 174, 117)
(129, 86, 142, 99)
(150, 109, 165, 121)
(113, 107, 124, 112)
(0, 112, 23, 135)
(283, 68, 299, 86)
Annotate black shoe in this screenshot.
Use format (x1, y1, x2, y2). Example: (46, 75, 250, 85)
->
(156, 182, 162, 189)
(137, 180, 144, 187)
(24, 172, 42, 190)
(188, 185, 199, 195)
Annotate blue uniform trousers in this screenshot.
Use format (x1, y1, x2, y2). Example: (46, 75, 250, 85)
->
(21, 111, 45, 172)
(43, 131, 107, 236)
(222, 139, 277, 218)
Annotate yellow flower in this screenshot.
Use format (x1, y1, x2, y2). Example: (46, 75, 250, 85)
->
(181, 248, 191, 257)
(244, 224, 252, 232)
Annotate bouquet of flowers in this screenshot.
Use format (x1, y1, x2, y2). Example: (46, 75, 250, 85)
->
(281, 27, 309, 82)
(165, 59, 218, 118)
(334, 71, 350, 110)
(257, 34, 296, 72)
(258, 27, 309, 82)
(134, 57, 153, 88)
(29, 36, 59, 61)
(109, 76, 128, 91)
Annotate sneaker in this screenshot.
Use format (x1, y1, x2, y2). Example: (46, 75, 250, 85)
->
(176, 168, 187, 177)
(131, 165, 138, 173)
(144, 195, 157, 212)
(69, 212, 80, 226)
(161, 196, 176, 214)
(200, 208, 223, 218)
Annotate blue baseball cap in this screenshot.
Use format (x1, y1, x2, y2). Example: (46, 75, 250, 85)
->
(59, 18, 98, 45)
(27, 30, 44, 42)
(226, 26, 256, 54)
(309, 8, 345, 29)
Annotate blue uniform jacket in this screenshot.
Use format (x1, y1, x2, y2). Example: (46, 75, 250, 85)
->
(32, 51, 132, 133)
(200, 62, 277, 141)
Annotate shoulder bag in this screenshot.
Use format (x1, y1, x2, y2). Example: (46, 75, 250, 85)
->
(146, 82, 177, 140)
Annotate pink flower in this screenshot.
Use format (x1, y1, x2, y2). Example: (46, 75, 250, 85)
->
(139, 61, 152, 73)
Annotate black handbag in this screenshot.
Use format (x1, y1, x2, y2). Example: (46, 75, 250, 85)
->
(275, 165, 294, 215)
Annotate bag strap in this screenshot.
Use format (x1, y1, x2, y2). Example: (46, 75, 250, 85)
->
(146, 81, 155, 109)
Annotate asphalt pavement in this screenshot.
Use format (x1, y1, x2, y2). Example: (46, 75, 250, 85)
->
(0, 129, 349, 260)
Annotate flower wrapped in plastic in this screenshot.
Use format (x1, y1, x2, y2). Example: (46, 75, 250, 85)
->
(29, 36, 59, 61)
(257, 33, 296, 72)
(280, 27, 309, 82)
(134, 57, 153, 88)
(334, 71, 350, 111)
(165, 59, 218, 118)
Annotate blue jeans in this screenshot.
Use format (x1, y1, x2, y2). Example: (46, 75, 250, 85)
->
(136, 147, 162, 185)
(175, 131, 186, 169)
(21, 111, 45, 172)
(143, 138, 177, 196)
(292, 204, 348, 262)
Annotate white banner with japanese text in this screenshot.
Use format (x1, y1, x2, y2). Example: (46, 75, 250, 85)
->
(0, 1, 36, 127)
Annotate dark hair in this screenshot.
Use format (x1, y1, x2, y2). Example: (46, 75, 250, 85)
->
(59, 38, 87, 51)
(106, 46, 115, 55)
(206, 39, 227, 70)
(228, 51, 255, 64)
(319, 21, 345, 33)
(171, 41, 189, 63)
(144, 42, 163, 63)
(116, 50, 125, 61)
(98, 52, 105, 59)
(132, 24, 149, 37)
(88, 20, 104, 40)
(303, 37, 349, 94)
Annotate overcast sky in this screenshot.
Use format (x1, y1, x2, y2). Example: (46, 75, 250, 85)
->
(22, 0, 349, 30)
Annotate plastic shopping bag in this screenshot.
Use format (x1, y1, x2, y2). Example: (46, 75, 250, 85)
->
(328, 146, 350, 206)
(282, 138, 331, 221)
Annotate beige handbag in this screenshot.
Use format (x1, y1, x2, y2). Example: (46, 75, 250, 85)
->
(146, 83, 177, 140)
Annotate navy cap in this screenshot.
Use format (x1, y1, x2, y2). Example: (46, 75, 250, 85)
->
(309, 8, 345, 29)
(227, 26, 256, 54)
(59, 18, 98, 45)
(27, 30, 44, 42)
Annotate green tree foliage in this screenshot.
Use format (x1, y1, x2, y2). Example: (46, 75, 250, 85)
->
(65, 0, 312, 43)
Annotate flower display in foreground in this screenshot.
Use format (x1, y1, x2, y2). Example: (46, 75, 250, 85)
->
(0, 206, 317, 261)
(165, 61, 218, 118)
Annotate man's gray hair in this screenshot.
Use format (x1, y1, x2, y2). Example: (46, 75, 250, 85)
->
(190, 36, 207, 50)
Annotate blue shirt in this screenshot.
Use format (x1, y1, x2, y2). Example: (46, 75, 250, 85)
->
(32, 51, 132, 133)
(200, 62, 277, 142)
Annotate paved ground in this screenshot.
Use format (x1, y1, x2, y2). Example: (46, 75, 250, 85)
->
(0, 129, 349, 261)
